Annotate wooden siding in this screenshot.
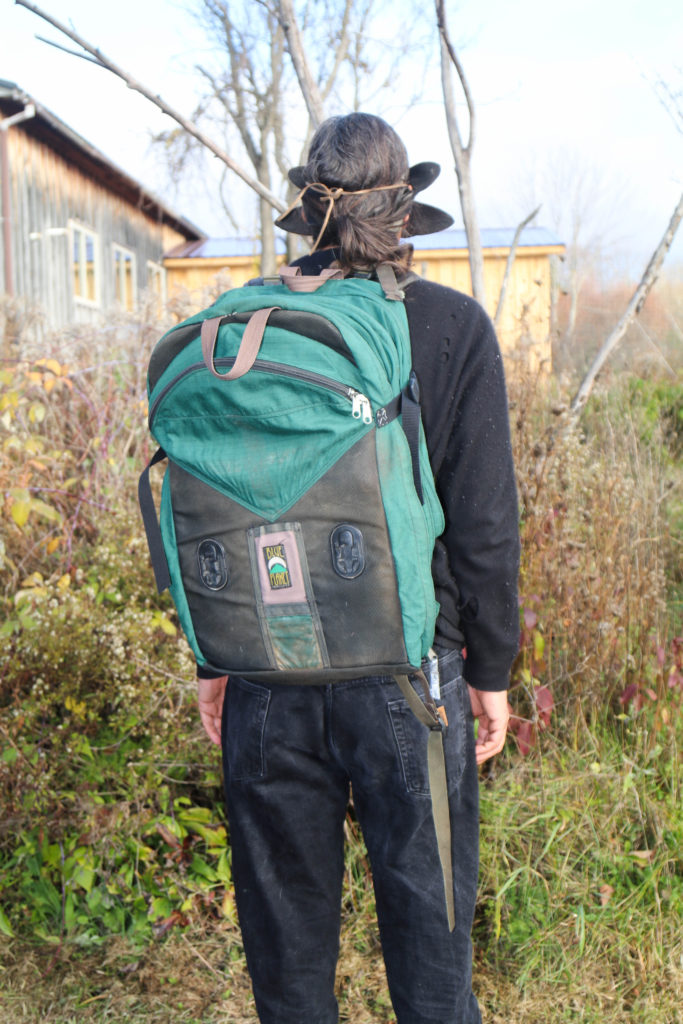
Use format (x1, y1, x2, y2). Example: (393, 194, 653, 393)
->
(3, 127, 189, 328)
(414, 245, 564, 368)
(164, 253, 266, 296)
(164, 243, 564, 368)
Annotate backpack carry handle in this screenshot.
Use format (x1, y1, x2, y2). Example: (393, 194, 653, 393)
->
(201, 306, 281, 380)
(279, 265, 343, 292)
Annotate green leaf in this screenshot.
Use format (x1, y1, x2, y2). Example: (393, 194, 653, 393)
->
(71, 864, 96, 894)
(10, 499, 31, 528)
(189, 855, 218, 884)
(216, 850, 232, 885)
(149, 896, 174, 921)
(30, 498, 61, 524)
(0, 907, 15, 937)
(28, 402, 46, 424)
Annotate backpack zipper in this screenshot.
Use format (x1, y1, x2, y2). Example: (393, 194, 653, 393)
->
(148, 359, 373, 429)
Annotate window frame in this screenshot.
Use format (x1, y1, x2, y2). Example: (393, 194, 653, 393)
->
(112, 243, 138, 311)
(69, 220, 101, 308)
(146, 259, 167, 307)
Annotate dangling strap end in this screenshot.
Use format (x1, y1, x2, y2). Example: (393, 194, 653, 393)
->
(138, 448, 171, 594)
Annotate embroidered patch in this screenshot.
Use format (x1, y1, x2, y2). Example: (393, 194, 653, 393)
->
(263, 543, 292, 590)
(252, 528, 306, 606)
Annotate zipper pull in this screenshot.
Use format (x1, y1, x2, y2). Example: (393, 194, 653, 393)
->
(351, 390, 373, 424)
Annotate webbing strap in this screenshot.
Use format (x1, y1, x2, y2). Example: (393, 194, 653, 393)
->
(377, 371, 424, 504)
(279, 265, 344, 292)
(375, 263, 405, 301)
(395, 671, 455, 932)
(138, 448, 171, 594)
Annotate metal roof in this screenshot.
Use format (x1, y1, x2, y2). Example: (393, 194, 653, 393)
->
(165, 226, 564, 259)
(0, 81, 205, 241)
(411, 226, 565, 250)
(166, 236, 289, 259)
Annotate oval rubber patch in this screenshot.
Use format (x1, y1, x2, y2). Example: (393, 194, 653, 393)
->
(197, 539, 230, 591)
(330, 524, 365, 579)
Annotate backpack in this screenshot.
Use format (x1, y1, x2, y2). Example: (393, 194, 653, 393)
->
(139, 264, 445, 683)
(138, 262, 455, 930)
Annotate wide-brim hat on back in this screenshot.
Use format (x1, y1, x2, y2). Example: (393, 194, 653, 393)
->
(276, 161, 453, 238)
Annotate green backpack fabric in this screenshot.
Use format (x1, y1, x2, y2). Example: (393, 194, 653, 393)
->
(139, 265, 445, 683)
(139, 264, 457, 931)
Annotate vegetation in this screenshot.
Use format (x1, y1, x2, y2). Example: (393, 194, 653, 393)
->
(0, 300, 681, 1023)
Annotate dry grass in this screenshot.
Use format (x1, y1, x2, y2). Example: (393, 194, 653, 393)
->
(1, 309, 681, 1023)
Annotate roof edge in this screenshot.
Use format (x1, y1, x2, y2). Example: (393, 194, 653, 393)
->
(0, 83, 205, 241)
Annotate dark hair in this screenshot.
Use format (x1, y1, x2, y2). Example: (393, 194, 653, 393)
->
(300, 113, 414, 274)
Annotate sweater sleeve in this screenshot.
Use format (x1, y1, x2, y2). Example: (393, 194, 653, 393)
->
(406, 284, 520, 691)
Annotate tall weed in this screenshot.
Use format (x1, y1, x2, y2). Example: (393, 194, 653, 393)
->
(508, 363, 681, 762)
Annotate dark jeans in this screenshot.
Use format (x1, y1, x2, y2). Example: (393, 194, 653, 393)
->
(221, 647, 481, 1024)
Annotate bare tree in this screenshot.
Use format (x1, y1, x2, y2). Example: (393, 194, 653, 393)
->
(435, 0, 485, 305)
(652, 64, 683, 137)
(20, 0, 446, 275)
(186, 0, 429, 267)
(493, 205, 541, 330)
(570, 190, 683, 415)
(274, 0, 327, 128)
(512, 148, 633, 364)
(16, 0, 287, 214)
(181, 0, 295, 274)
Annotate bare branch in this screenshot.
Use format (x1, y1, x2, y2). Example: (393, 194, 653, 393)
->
(320, 0, 353, 104)
(435, 0, 475, 154)
(16, 0, 286, 213)
(494, 206, 541, 329)
(435, 0, 485, 304)
(570, 190, 683, 416)
(35, 34, 103, 65)
(275, 0, 326, 127)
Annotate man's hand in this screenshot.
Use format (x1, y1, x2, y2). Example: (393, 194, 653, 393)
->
(197, 676, 228, 745)
(467, 686, 509, 764)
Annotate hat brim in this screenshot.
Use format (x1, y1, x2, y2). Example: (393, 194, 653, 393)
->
(278, 160, 453, 238)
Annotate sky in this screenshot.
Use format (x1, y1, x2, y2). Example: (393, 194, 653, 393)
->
(3, 0, 683, 275)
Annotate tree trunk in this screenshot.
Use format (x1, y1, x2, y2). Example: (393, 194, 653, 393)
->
(276, 0, 326, 129)
(436, 4, 485, 305)
(260, 195, 278, 276)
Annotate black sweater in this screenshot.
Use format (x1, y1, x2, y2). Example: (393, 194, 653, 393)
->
(294, 250, 520, 692)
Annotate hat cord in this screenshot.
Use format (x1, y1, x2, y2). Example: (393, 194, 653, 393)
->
(278, 180, 411, 254)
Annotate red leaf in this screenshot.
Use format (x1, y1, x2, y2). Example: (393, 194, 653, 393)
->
(153, 910, 189, 938)
(656, 645, 666, 668)
(619, 683, 640, 708)
(668, 669, 683, 691)
(644, 687, 658, 701)
(523, 608, 538, 630)
(534, 685, 554, 727)
(515, 720, 537, 756)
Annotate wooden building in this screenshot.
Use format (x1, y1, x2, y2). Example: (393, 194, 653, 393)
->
(163, 227, 565, 366)
(0, 81, 203, 329)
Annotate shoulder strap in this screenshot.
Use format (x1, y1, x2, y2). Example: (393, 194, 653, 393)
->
(138, 448, 170, 593)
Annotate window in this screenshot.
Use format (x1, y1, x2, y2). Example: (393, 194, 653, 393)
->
(113, 244, 137, 310)
(146, 260, 167, 310)
(70, 222, 100, 306)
